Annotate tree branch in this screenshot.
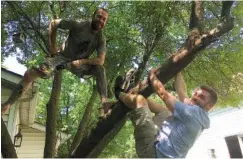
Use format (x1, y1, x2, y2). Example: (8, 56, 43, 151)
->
(49, 1, 57, 19)
(69, 84, 98, 155)
(44, 71, 62, 158)
(7, 1, 49, 54)
(221, 1, 234, 20)
(1, 117, 18, 158)
(189, 1, 204, 34)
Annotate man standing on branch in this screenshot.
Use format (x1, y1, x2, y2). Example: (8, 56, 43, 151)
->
(2, 8, 111, 118)
(114, 70, 217, 158)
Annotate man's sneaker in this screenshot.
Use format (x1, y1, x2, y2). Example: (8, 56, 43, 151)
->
(114, 68, 137, 99)
(122, 68, 137, 92)
(114, 75, 125, 99)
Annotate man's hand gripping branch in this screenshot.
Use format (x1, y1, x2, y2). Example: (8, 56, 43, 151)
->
(148, 68, 177, 113)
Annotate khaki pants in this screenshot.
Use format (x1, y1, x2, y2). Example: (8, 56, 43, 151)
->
(128, 107, 171, 158)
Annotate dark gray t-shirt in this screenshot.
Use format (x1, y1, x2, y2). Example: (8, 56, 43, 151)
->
(56, 19, 106, 60)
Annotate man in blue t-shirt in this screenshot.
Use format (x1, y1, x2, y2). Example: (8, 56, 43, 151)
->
(114, 69, 217, 158)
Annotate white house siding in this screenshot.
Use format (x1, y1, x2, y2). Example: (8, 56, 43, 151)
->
(186, 107, 243, 159)
(16, 126, 45, 158)
(1, 86, 19, 140)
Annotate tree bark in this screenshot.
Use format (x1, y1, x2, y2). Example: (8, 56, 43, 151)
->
(71, 2, 234, 157)
(70, 101, 129, 158)
(44, 71, 62, 158)
(189, 1, 204, 34)
(87, 117, 128, 157)
(69, 84, 98, 155)
(1, 117, 18, 158)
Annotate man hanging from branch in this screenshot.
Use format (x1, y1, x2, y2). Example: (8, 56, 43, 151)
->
(114, 69, 217, 158)
(1, 8, 111, 118)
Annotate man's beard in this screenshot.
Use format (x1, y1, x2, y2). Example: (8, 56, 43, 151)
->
(191, 99, 202, 107)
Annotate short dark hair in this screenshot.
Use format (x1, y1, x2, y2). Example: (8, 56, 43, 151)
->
(93, 8, 108, 18)
(200, 85, 218, 105)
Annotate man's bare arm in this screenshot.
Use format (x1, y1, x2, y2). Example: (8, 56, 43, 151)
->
(146, 98, 169, 114)
(149, 69, 177, 113)
(48, 19, 60, 56)
(71, 52, 106, 68)
(49, 19, 77, 56)
(174, 72, 190, 103)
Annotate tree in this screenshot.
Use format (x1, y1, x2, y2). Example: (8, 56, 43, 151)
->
(1, 1, 242, 158)
(71, 1, 237, 157)
(1, 117, 17, 158)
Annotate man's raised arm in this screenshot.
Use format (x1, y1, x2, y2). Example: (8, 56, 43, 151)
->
(48, 19, 78, 56)
(149, 69, 177, 113)
(174, 72, 190, 103)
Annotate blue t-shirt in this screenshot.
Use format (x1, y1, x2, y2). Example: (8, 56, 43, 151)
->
(155, 101, 210, 158)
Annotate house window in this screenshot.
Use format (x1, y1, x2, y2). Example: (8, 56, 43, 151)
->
(225, 135, 243, 158)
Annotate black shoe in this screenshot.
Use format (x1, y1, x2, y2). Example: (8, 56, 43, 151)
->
(114, 69, 137, 99)
(114, 76, 124, 99)
(122, 68, 137, 92)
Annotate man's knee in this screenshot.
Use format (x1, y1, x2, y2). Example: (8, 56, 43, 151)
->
(135, 95, 147, 108)
(24, 68, 43, 83)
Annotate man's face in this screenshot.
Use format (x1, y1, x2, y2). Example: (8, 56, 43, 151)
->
(190, 89, 213, 110)
(91, 9, 108, 31)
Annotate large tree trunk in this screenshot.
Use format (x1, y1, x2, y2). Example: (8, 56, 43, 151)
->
(44, 71, 62, 158)
(71, 2, 234, 158)
(87, 117, 128, 157)
(73, 31, 159, 157)
(69, 84, 98, 155)
(1, 117, 18, 158)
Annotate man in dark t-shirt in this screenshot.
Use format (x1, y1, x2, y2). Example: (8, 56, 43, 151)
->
(2, 8, 111, 118)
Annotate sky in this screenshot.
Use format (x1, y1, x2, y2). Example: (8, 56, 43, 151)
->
(2, 55, 27, 76)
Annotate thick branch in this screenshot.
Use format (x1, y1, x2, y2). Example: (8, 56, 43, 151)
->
(141, 19, 234, 96)
(59, 1, 66, 17)
(44, 71, 62, 158)
(87, 117, 128, 157)
(49, 1, 57, 19)
(189, 1, 204, 34)
(69, 84, 98, 155)
(7, 1, 49, 54)
(221, 1, 234, 19)
(1, 117, 18, 158)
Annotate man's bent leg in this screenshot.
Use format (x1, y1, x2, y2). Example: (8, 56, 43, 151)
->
(90, 65, 112, 117)
(69, 65, 111, 118)
(90, 65, 107, 101)
(119, 92, 147, 109)
(1, 68, 43, 115)
(119, 93, 157, 158)
(1, 55, 64, 115)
